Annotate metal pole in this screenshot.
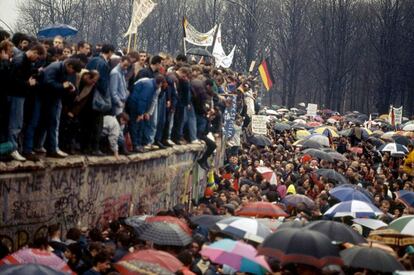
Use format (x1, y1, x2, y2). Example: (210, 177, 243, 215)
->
(127, 34, 132, 53)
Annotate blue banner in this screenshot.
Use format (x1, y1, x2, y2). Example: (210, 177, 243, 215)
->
(223, 96, 237, 138)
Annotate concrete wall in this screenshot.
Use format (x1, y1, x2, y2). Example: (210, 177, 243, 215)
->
(0, 144, 204, 251)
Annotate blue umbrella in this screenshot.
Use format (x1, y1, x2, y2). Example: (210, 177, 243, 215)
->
(329, 186, 372, 203)
(37, 24, 78, 38)
(324, 200, 382, 218)
(0, 264, 65, 275)
(396, 190, 414, 208)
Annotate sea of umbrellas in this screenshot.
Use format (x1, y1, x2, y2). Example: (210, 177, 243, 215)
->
(1, 106, 414, 274)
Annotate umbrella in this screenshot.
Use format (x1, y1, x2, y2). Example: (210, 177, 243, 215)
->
(145, 216, 192, 235)
(124, 215, 148, 235)
(352, 218, 388, 230)
(368, 229, 414, 246)
(274, 123, 291, 132)
(190, 215, 224, 229)
(302, 149, 334, 162)
(277, 108, 290, 113)
(403, 124, 414, 131)
(348, 146, 363, 154)
(338, 184, 374, 200)
(216, 217, 272, 243)
(340, 246, 405, 272)
(282, 194, 315, 209)
(186, 47, 212, 57)
(293, 119, 307, 125)
(117, 249, 183, 273)
(0, 264, 67, 275)
(388, 215, 414, 235)
(255, 166, 277, 185)
(366, 137, 385, 148)
(379, 143, 409, 157)
(236, 202, 288, 218)
(247, 135, 271, 147)
(314, 127, 339, 138)
(324, 200, 382, 218)
(0, 248, 73, 274)
(138, 222, 192, 246)
(304, 220, 366, 244)
(316, 169, 349, 185)
(381, 131, 397, 140)
(277, 220, 307, 230)
(295, 129, 312, 140)
(306, 121, 322, 128)
(396, 190, 414, 208)
(329, 185, 372, 203)
(393, 135, 411, 146)
(200, 239, 270, 275)
(37, 24, 78, 38)
(327, 151, 348, 162)
(256, 218, 283, 232)
(307, 134, 330, 147)
(293, 139, 322, 149)
(258, 228, 343, 269)
(115, 260, 174, 275)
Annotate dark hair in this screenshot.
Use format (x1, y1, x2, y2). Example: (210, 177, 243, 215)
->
(48, 224, 60, 236)
(127, 51, 139, 60)
(116, 232, 130, 247)
(29, 43, 46, 56)
(177, 250, 193, 266)
(92, 251, 110, 266)
(67, 243, 82, 259)
(65, 58, 84, 73)
(101, 44, 115, 54)
(155, 73, 165, 85)
(117, 112, 130, 122)
(120, 55, 130, 62)
(176, 54, 187, 62)
(89, 228, 104, 242)
(12, 32, 31, 46)
(150, 55, 163, 65)
(0, 30, 10, 42)
(71, 53, 89, 66)
(66, 228, 82, 241)
(77, 41, 89, 49)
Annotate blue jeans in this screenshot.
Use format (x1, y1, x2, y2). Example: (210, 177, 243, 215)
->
(8, 96, 25, 149)
(45, 97, 62, 153)
(23, 96, 42, 153)
(172, 104, 197, 142)
(148, 102, 157, 145)
(155, 93, 166, 143)
(196, 114, 208, 139)
(128, 110, 153, 147)
(186, 104, 197, 142)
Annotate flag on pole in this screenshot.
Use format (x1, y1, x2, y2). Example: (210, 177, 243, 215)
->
(389, 105, 395, 127)
(258, 59, 274, 91)
(212, 24, 236, 68)
(183, 17, 217, 47)
(124, 0, 157, 37)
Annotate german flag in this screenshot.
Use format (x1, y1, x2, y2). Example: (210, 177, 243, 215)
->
(258, 59, 274, 91)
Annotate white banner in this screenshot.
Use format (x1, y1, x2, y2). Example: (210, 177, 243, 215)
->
(307, 103, 318, 117)
(394, 106, 403, 125)
(251, 115, 268, 135)
(124, 0, 157, 37)
(212, 24, 236, 68)
(183, 17, 217, 47)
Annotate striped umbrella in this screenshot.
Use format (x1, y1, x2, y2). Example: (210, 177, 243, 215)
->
(216, 217, 272, 243)
(200, 239, 270, 275)
(256, 167, 277, 185)
(396, 190, 414, 208)
(388, 215, 414, 235)
(0, 248, 74, 274)
(236, 202, 288, 218)
(324, 200, 382, 218)
(329, 186, 372, 203)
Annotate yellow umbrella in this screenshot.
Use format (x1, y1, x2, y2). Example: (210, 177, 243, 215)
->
(314, 127, 339, 138)
(363, 128, 373, 136)
(295, 130, 311, 140)
(379, 114, 389, 120)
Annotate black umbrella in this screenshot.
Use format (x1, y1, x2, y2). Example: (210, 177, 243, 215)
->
(258, 228, 343, 269)
(366, 137, 385, 148)
(316, 169, 349, 185)
(298, 140, 322, 149)
(340, 246, 405, 273)
(304, 220, 366, 244)
(138, 222, 192, 246)
(393, 135, 411, 146)
(302, 149, 334, 162)
(123, 216, 147, 235)
(292, 123, 312, 130)
(327, 151, 348, 162)
(274, 123, 291, 132)
(248, 135, 272, 147)
(277, 220, 307, 230)
(0, 264, 65, 275)
(186, 48, 213, 57)
(190, 215, 224, 229)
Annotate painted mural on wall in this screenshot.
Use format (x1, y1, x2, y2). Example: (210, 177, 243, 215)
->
(0, 149, 201, 251)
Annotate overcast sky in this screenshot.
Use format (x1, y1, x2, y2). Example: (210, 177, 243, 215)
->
(0, 0, 19, 32)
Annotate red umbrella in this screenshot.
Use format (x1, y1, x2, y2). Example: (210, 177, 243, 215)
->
(306, 121, 322, 128)
(0, 248, 74, 274)
(256, 167, 277, 185)
(116, 249, 183, 273)
(236, 202, 288, 218)
(145, 216, 192, 235)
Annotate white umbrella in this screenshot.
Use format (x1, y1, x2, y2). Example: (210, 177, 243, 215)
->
(352, 218, 388, 230)
(265, 109, 278, 116)
(216, 217, 272, 243)
(307, 134, 330, 147)
(403, 124, 414, 131)
(379, 143, 408, 157)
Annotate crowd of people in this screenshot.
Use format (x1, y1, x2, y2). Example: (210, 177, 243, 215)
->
(1, 30, 414, 275)
(0, 30, 259, 169)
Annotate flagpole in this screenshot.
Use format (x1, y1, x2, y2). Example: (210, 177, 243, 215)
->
(127, 33, 132, 53)
(183, 37, 187, 55)
(133, 32, 138, 50)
